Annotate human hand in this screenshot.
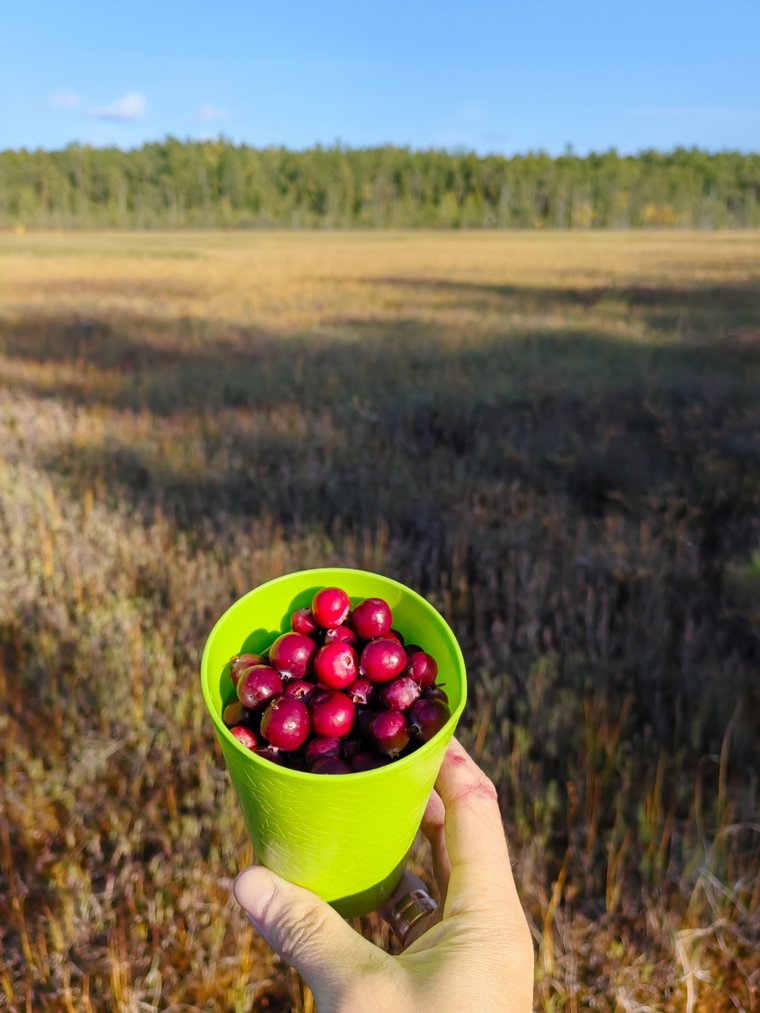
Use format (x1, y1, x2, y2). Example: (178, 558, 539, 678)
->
(234, 738, 534, 1012)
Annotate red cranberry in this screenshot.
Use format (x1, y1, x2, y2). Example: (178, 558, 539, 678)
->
(311, 756, 351, 775)
(345, 677, 375, 706)
(230, 725, 258, 750)
(324, 625, 357, 646)
(405, 644, 423, 656)
(386, 628, 405, 645)
(360, 639, 407, 682)
(351, 751, 391, 772)
(408, 698, 450, 742)
(269, 632, 317, 679)
(351, 597, 392, 640)
(284, 679, 316, 703)
(405, 651, 438, 689)
(223, 700, 251, 727)
(378, 675, 421, 712)
(369, 711, 410, 756)
(311, 587, 351, 629)
(260, 697, 310, 751)
(305, 736, 342, 767)
(237, 665, 283, 711)
(314, 642, 358, 689)
(309, 691, 355, 738)
(291, 608, 319, 637)
(424, 685, 449, 704)
(254, 745, 287, 766)
(229, 653, 264, 686)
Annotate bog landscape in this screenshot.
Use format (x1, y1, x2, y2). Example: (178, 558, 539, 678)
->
(1, 227, 759, 1011)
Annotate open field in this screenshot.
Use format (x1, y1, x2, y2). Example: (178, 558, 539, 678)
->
(1, 230, 759, 1011)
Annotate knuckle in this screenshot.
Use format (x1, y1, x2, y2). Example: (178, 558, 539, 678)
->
(273, 902, 331, 962)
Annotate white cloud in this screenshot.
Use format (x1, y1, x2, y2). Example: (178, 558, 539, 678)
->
(194, 102, 230, 124)
(49, 91, 80, 110)
(93, 92, 147, 121)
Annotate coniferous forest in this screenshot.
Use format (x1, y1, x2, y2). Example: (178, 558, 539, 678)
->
(1, 141, 758, 228)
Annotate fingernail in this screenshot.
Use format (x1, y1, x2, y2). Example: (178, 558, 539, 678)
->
(234, 867, 276, 925)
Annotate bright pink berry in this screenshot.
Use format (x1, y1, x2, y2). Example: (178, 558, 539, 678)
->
(369, 711, 410, 756)
(351, 751, 391, 772)
(360, 639, 407, 683)
(309, 690, 355, 738)
(314, 642, 358, 689)
(311, 756, 351, 775)
(237, 665, 283, 711)
(424, 685, 449, 704)
(378, 675, 421, 712)
(230, 725, 258, 750)
(408, 698, 450, 741)
(229, 653, 264, 686)
(284, 679, 315, 703)
(255, 745, 287, 766)
(305, 736, 342, 767)
(311, 587, 351, 629)
(269, 632, 317, 679)
(291, 608, 319, 637)
(386, 629, 405, 645)
(324, 625, 357, 646)
(351, 597, 392, 640)
(260, 697, 310, 751)
(345, 677, 375, 706)
(405, 651, 438, 688)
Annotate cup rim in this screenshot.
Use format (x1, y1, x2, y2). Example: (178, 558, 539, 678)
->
(200, 566, 467, 781)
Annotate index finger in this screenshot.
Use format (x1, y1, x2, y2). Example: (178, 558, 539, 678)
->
(435, 738, 516, 918)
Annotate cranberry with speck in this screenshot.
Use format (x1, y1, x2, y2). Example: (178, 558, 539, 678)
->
(314, 642, 358, 690)
(424, 685, 449, 704)
(379, 675, 421, 712)
(324, 625, 357, 646)
(351, 597, 392, 640)
(230, 725, 258, 750)
(369, 711, 410, 756)
(229, 653, 264, 686)
(284, 679, 316, 703)
(305, 736, 342, 767)
(309, 691, 355, 738)
(361, 639, 407, 683)
(311, 756, 351, 775)
(269, 632, 317, 679)
(405, 651, 438, 689)
(260, 697, 310, 751)
(254, 745, 287, 766)
(311, 587, 351, 629)
(345, 677, 375, 707)
(291, 608, 319, 637)
(408, 698, 450, 742)
(237, 665, 283, 711)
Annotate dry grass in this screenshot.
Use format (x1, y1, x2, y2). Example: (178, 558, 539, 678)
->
(1, 230, 759, 1012)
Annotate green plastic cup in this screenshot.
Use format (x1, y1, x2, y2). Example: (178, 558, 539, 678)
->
(200, 567, 467, 917)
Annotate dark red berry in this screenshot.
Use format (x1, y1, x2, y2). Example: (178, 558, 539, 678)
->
(230, 725, 258, 750)
(305, 736, 342, 767)
(309, 691, 355, 738)
(360, 639, 407, 683)
(355, 707, 373, 739)
(351, 597, 392, 640)
(345, 677, 375, 706)
(369, 711, 410, 756)
(324, 625, 357, 646)
(314, 642, 358, 690)
(229, 653, 264, 686)
(237, 665, 283, 711)
(260, 697, 310, 751)
(351, 751, 391, 772)
(284, 679, 316, 703)
(424, 685, 449, 704)
(291, 608, 319, 637)
(386, 629, 405, 645)
(405, 651, 438, 689)
(223, 700, 251, 727)
(379, 675, 421, 712)
(254, 745, 287, 766)
(269, 632, 317, 679)
(408, 698, 450, 742)
(311, 587, 351, 629)
(311, 756, 351, 775)
(405, 644, 423, 656)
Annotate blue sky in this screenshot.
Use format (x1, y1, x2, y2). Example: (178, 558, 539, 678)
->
(1, 1, 758, 154)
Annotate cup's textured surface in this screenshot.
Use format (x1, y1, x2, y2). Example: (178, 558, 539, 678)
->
(200, 567, 467, 916)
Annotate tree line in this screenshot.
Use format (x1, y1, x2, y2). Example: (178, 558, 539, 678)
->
(1, 141, 758, 229)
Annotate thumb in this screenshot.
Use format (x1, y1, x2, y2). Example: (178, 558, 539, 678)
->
(234, 866, 387, 1003)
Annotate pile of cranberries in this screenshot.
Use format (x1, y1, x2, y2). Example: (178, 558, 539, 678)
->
(221, 587, 451, 774)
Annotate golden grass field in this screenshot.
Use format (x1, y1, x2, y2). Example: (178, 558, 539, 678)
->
(1, 230, 759, 1011)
